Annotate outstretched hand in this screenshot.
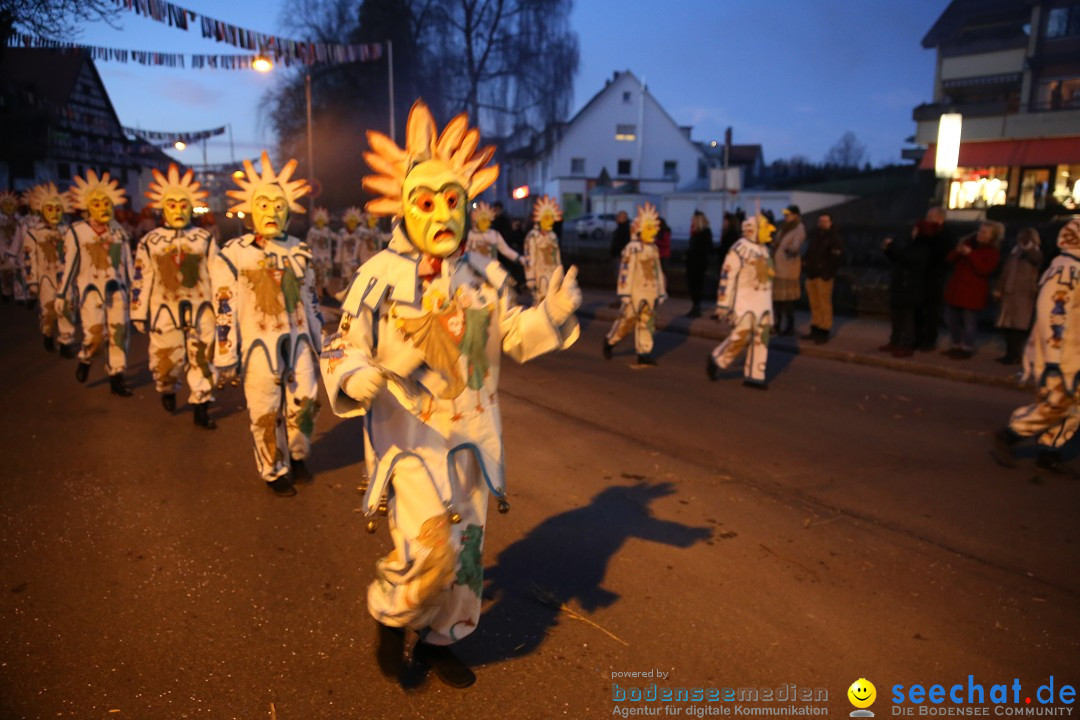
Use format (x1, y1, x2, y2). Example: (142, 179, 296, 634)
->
(544, 265, 581, 326)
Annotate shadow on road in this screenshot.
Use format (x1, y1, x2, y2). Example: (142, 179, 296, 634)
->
(460, 480, 712, 666)
(309, 417, 366, 474)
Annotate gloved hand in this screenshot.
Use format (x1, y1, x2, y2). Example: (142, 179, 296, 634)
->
(132, 320, 147, 334)
(543, 265, 581, 326)
(342, 366, 387, 404)
(215, 363, 239, 388)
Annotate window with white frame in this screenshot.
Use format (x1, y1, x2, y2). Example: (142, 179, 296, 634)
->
(615, 124, 636, 142)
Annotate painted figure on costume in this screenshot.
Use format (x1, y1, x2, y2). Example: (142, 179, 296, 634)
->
(524, 195, 563, 303)
(994, 219, 1080, 476)
(466, 202, 521, 265)
(337, 207, 366, 280)
(306, 207, 335, 298)
(210, 151, 323, 492)
(603, 202, 667, 366)
(0, 189, 23, 302)
(23, 183, 76, 354)
(60, 170, 135, 396)
(320, 100, 581, 687)
(132, 164, 219, 428)
(706, 214, 775, 389)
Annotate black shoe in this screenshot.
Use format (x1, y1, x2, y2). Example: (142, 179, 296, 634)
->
(1035, 450, 1075, 477)
(266, 476, 297, 497)
(778, 326, 795, 337)
(685, 307, 702, 318)
(25, 299, 36, 312)
(799, 326, 819, 341)
(635, 354, 657, 366)
(290, 458, 313, 483)
(161, 393, 176, 413)
(601, 340, 613, 360)
(991, 428, 1019, 468)
(375, 622, 405, 679)
(59, 343, 77, 359)
(814, 329, 830, 344)
(743, 380, 768, 390)
(43, 335, 56, 352)
(109, 373, 132, 397)
(193, 402, 217, 430)
(75, 362, 90, 383)
(414, 641, 476, 688)
(706, 355, 720, 381)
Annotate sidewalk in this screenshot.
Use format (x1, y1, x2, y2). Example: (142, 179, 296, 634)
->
(577, 289, 1028, 391)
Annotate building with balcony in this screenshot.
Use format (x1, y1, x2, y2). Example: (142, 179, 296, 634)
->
(913, 0, 1080, 215)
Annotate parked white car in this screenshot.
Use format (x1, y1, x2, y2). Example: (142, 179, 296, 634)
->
(575, 213, 618, 238)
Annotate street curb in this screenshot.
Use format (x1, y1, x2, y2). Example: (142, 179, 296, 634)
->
(579, 304, 1028, 392)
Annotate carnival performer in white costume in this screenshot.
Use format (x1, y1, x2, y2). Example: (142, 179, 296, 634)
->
(306, 207, 335, 299)
(466, 202, 520, 264)
(210, 152, 323, 494)
(523, 195, 563, 304)
(994, 219, 1080, 476)
(706, 215, 775, 389)
(60, 170, 134, 396)
(23, 183, 76, 354)
(337, 207, 366, 280)
(0, 190, 21, 303)
(364, 212, 389, 254)
(602, 202, 667, 366)
(358, 211, 383, 267)
(320, 100, 581, 688)
(131, 164, 219, 428)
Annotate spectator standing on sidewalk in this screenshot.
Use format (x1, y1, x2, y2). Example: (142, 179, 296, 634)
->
(772, 205, 805, 336)
(656, 216, 672, 274)
(801, 212, 844, 344)
(881, 226, 932, 358)
(916, 207, 952, 351)
(994, 227, 1042, 365)
(685, 210, 713, 318)
(942, 221, 1002, 359)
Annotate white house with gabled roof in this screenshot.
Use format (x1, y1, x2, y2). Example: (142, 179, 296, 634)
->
(501, 71, 710, 220)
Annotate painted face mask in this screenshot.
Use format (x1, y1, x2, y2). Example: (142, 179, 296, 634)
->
(69, 170, 127, 226)
(146, 164, 207, 230)
(532, 195, 562, 234)
(312, 207, 329, 229)
(361, 99, 499, 258)
(343, 207, 363, 232)
(1058, 218, 1080, 251)
(26, 183, 71, 228)
(471, 202, 494, 233)
(227, 151, 310, 240)
(0, 191, 16, 216)
(632, 202, 660, 244)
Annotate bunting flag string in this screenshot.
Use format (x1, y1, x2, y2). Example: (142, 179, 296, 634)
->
(122, 125, 226, 144)
(110, 0, 383, 66)
(7, 31, 381, 69)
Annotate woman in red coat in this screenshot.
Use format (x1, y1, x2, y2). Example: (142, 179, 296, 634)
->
(942, 221, 1002, 359)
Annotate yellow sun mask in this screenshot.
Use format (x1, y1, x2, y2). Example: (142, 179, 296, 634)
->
(632, 202, 660, 244)
(366, 214, 378, 229)
(312, 207, 329, 229)
(227, 151, 309, 240)
(472, 202, 494, 233)
(362, 99, 498, 258)
(69, 170, 127, 226)
(532, 195, 562, 233)
(26, 183, 71, 228)
(0, 191, 16, 216)
(146, 164, 208, 230)
(343, 207, 363, 232)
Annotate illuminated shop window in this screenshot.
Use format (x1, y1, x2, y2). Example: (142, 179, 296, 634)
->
(1055, 164, 1080, 210)
(947, 167, 1008, 210)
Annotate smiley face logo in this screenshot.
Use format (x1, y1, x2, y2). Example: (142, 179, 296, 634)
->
(848, 678, 876, 709)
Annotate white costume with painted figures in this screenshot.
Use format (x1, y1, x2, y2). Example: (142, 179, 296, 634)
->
(212, 153, 323, 483)
(321, 102, 581, 649)
(606, 203, 667, 356)
(0, 192, 22, 300)
(467, 229, 519, 263)
(337, 208, 367, 279)
(1010, 219, 1080, 448)
(710, 217, 775, 385)
(23, 184, 75, 345)
(306, 208, 335, 294)
(524, 229, 561, 301)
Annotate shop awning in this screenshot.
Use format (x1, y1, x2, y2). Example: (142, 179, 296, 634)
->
(920, 137, 1080, 169)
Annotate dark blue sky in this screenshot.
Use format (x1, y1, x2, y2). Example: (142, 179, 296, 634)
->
(68, 0, 946, 168)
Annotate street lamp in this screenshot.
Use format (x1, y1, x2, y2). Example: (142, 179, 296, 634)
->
(252, 55, 273, 73)
(174, 140, 186, 151)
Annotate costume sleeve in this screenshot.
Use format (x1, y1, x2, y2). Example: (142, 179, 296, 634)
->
(319, 307, 380, 417)
(210, 243, 240, 369)
(499, 285, 579, 363)
(58, 226, 80, 300)
(302, 253, 323, 342)
(716, 248, 741, 311)
(616, 246, 633, 298)
(494, 231, 519, 262)
(130, 234, 152, 323)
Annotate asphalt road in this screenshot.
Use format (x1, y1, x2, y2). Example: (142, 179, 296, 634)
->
(0, 301, 1077, 720)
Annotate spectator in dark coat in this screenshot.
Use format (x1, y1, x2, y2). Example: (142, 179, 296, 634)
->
(994, 227, 1042, 365)
(609, 211, 631, 258)
(942, 221, 1002, 359)
(492, 201, 526, 291)
(916, 207, 953, 351)
(801, 213, 844, 344)
(685, 210, 712, 317)
(881, 229, 933, 357)
(656, 216, 672, 273)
